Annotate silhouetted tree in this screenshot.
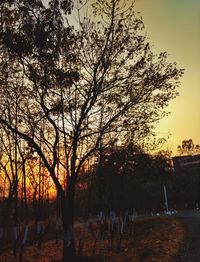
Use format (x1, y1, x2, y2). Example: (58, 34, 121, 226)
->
(177, 139, 200, 155)
(78, 144, 173, 214)
(0, 0, 183, 260)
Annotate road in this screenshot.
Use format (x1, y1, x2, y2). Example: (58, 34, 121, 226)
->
(176, 210, 200, 262)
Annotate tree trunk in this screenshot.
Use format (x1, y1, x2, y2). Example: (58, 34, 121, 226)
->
(61, 184, 76, 261)
(63, 223, 76, 261)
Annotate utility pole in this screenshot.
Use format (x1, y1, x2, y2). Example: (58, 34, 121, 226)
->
(163, 184, 169, 213)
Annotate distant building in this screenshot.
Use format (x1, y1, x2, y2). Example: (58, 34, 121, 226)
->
(172, 154, 200, 173)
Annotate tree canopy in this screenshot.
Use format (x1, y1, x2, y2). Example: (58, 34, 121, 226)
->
(177, 139, 200, 155)
(0, 1, 184, 180)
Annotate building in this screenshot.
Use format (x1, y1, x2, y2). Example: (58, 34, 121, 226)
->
(172, 154, 200, 173)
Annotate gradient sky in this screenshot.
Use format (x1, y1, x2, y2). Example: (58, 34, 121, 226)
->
(134, 0, 200, 154)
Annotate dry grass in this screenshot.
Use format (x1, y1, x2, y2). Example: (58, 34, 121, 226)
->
(0, 216, 185, 262)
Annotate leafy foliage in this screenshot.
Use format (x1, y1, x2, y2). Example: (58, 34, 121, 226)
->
(177, 139, 200, 155)
(76, 144, 173, 214)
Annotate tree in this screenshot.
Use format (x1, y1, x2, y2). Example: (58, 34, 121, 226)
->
(177, 139, 200, 155)
(0, 0, 184, 260)
(78, 144, 173, 214)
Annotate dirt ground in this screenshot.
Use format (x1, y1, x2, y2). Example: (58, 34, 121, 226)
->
(0, 216, 185, 262)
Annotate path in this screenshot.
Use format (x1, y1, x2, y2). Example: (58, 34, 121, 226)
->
(177, 210, 200, 262)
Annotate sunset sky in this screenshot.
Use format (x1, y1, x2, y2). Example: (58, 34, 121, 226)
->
(135, 0, 200, 154)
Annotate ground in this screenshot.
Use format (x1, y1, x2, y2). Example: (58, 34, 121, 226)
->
(0, 216, 185, 262)
(176, 210, 200, 262)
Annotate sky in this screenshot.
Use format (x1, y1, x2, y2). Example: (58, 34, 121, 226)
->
(134, 0, 200, 154)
